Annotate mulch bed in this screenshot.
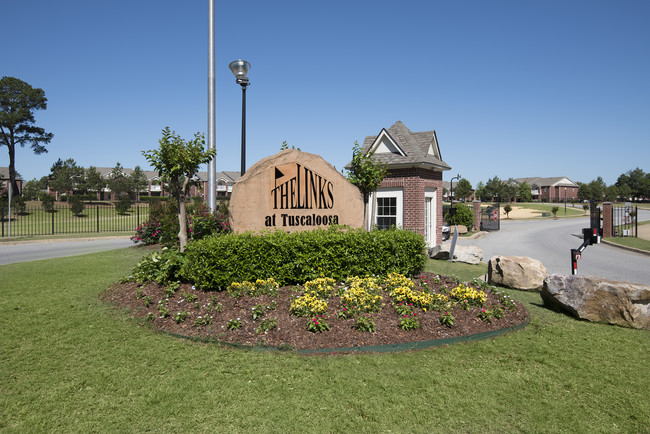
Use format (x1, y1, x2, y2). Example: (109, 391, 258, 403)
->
(101, 272, 529, 352)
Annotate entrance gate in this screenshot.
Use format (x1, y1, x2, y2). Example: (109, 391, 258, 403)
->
(612, 204, 637, 237)
(480, 204, 500, 231)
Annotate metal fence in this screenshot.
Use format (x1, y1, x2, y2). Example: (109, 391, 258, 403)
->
(480, 203, 500, 231)
(611, 205, 637, 237)
(1, 204, 148, 238)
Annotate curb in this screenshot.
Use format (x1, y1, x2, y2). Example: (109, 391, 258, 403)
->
(0, 236, 131, 246)
(601, 239, 650, 257)
(161, 315, 530, 355)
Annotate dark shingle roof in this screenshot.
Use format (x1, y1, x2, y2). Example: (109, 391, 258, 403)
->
(346, 121, 451, 171)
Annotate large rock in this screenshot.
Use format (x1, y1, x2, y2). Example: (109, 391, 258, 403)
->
(429, 243, 483, 265)
(229, 149, 364, 233)
(541, 274, 650, 330)
(455, 225, 468, 234)
(488, 255, 547, 291)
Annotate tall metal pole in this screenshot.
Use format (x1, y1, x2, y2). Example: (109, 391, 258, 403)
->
(207, 0, 217, 211)
(240, 84, 247, 176)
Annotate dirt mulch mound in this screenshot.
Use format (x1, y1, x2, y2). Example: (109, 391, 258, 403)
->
(102, 273, 529, 352)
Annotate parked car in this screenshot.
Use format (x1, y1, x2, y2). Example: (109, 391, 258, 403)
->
(441, 225, 450, 241)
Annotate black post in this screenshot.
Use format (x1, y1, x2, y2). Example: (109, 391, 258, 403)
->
(571, 249, 579, 275)
(96, 205, 100, 232)
(240, 82, 248, 176)
(51, 208, 55, 235)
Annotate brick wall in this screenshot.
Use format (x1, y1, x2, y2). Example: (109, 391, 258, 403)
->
(381, 168, 444, 244)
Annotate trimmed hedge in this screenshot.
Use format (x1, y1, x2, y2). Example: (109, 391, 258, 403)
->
(180, 226, 426, 290)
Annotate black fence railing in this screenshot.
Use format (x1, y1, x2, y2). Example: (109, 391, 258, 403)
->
(611, 205, 637, 237)
(1, 204, 148, 238)
(480, 203, 500, 231)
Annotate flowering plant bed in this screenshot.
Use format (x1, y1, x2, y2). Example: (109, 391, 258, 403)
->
(103, 272, 528, 351)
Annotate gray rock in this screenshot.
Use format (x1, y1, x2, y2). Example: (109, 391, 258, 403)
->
(428, 243, 483, 265)
(488, 255, 547, 291)
(541, 274, 650, 330)
(455, 225, 468, 234)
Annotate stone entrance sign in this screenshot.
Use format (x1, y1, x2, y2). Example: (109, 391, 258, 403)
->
(229, 149, 364, 233)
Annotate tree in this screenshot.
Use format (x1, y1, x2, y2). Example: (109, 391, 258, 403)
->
(604, 184, 620, 202)
(502, 178, 519, 203)
(130, 165, 148, 202)
(616, 168, 649, 200)
(517, 181, 533, 202)
(0, 77, 53, 195)
(108, 162, 133, 199)
(454, 178, 473, 201)
(68, 195, 85, 216)
(578, 177, 606, 203)
(22, 177, 47, 200)
(504, 204, 512, 218)
(346, 141, 388, 231)
(49, 158, 84, 199)
(83, 166, 104, 201)
(142, 127, 215, 252)
(483, 176, 504, 202)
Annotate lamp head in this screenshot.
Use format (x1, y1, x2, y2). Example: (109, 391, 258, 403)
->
(229, 60, 250, 85)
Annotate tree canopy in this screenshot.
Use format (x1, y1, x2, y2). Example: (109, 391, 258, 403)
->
(142, 127, 215, 251)
(346, 141, 387, 230)
(48, 158, 84, 198)
(454, 178, 473, 201)
(0, 77, 53, 195)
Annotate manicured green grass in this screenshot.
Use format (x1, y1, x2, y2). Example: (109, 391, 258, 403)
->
(604, 236, 650, 252)
(1, 252, 648, 432)
(1, 203, 149, 237)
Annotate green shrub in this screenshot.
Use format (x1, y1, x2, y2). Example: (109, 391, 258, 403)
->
(188, 201, 231, 240)
(129, 247, 186, 284)
(180, 226, 426, 290)
(69, 195, 85, 216)
(148, 198, 179, 246)
(131, 219, 162, 244)
(12, 195, 27, 214)
(40, 193, 55, 212)
(444, 203, 473, 228)
(115, 195, 132, 214)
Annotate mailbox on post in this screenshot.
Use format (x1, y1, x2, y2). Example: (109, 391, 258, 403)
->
(571, 202, 602, 275)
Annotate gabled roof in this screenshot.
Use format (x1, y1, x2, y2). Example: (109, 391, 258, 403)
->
(195, 171, 241, 183)
(346, 121, 451, 171)
(514, 176, 578, 188)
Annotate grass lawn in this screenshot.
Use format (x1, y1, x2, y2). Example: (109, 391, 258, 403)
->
(1, 203, 149, 238)
(1, 251, 648, 432)
(604, 236, 650, 252)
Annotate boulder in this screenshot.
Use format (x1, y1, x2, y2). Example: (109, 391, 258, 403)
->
(541, 274, 650, 330)
(488, 255, 547, 291)
(455, 225, 468, 234)
(428, 243, 483, 265)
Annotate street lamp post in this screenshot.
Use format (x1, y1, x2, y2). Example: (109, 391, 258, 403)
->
(565, 187, 567, 214)
(450, 174, 461, 206)
(229, 60, 251, 176)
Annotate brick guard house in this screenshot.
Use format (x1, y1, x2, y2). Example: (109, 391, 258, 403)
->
(347, 121, 451, 246)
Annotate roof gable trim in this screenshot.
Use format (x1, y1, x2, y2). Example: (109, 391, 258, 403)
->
(368, 129, 406, 157)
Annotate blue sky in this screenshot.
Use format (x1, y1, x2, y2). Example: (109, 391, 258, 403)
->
(2, 0, 649, 187)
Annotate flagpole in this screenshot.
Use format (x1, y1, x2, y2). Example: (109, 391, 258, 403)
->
(207, 0, 217, 211)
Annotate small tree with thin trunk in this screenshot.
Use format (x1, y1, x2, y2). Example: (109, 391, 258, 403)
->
(142, 127, 215, 252)
(346, 141, 387, 230)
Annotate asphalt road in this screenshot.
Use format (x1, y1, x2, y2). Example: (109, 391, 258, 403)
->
(456, 210, 650, 285)
(0, 237, 134, 266)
